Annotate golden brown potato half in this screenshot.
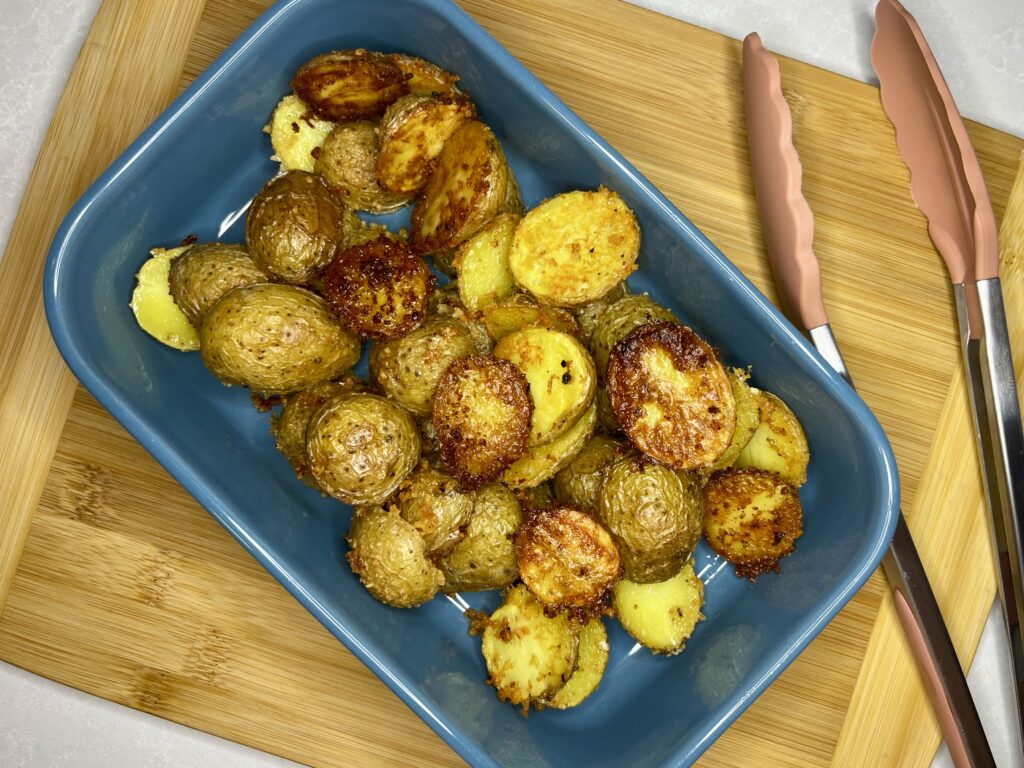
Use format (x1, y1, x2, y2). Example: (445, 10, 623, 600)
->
(131, 246, 199, 351)
(480, 294, 580, 342)
(589, 294, 676, 379)
(541, 618, 609, 710)
(266, 94, 335, 172)
(703, 468, 804, 579)
(245, 170, 345, 284)
(377, 94, 477, 195)
(734, 389, 810, 486)
(613, 560, 705, 654)
(479, 585, 578, 712)
(493, 328, 596, 446)
(306, 393, 421, 506)
(572, 281, 630, 346)
(607, 321, 736, 469)
(315, 121, 413, 214)
(411, 121, 510, 253)
(200, 284, 360, 394)
(453, 212, 518, 310)
(168, 243, 266, 326)
(553, 435, 619, 511)
(432, 355, 532, 487)
(322, 237, 435, 340)
(396, 465, 475, 555)
(504, 402, 596, 490)
(508, 188, 640, 307)
(347, 505, 444, 607)
(710, 368, 759, 471)
(385, 53, 460, 96)
(441, 483, 522, 593)
(291, 49, 409, 121)
(516, 505, 621, 615)
(369, 315, 476, 417)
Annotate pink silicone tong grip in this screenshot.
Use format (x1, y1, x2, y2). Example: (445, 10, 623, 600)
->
(742, 33, 828, 332)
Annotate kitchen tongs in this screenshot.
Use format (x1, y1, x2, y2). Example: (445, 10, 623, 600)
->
(743, 32, 994, 768)
(872, 0, 1024, 745)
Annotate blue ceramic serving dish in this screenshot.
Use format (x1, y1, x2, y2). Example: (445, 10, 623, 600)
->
(44, 0, 899, 765)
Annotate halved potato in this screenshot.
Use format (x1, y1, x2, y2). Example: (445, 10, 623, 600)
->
(397, 464, 474, 555)
(386, 53, 460, 96)
(711, 368, 760, 470)
(291, 49, 408, 121)
(441, 483, 522, 593)
(504, 402, 596, 489)
(508, 187, 640, 307)
(130, 246, 199, 351)
(703, 468, 804, 579)
(493, 328, 596, 446)
(595, 388, 621, 435)
(377, 94, 477, 195)
(552, 434, 619, 510)
(589, 293, 676, 379)
(480, 294, 580, 341)
(734, 389, 810, 486)
(607, 321, 735, 469)
(542, 618, 609, 710)
(613, 560, 705, 654)
(315, 121, 413, 214)
(265, 94, 335, 172)
(453, 212, 519, 310)
(411, 121, 510, 252)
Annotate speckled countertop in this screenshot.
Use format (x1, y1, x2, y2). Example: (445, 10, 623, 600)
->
(1, 0, 1021, 766)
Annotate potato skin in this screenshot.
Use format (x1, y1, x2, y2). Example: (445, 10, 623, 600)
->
(553, 435, 620, 510)
(291, 49, 408, 121)
(306, 393, 421, 506)
(385, 53, 460, 96)
(480, 294, 580, 342)
(503, 402, 596, 490)
(200, 284, 360, 394)
(573, 282, 630, 346)
(168, 242, 266, 326)
(245, 170, 345, 284)
(711, 368, 759, 470)
(589, 294, 676, 379)
(734, 389, 810, 486)
(369, 315, 476, 417)
(315, 121, 412, 214)
(541, 617, 609, 710)
(396, 465, 475, 555)
(440, 483, 523, 592)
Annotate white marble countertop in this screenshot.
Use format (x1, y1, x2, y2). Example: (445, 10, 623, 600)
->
(1, 0, 1021, 766)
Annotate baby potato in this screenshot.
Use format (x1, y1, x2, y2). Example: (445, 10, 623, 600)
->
(703, 468, 804, 579)
(322, 237, 435, 340)
(130, 245, 199, 351)
(168, 242, 266, 326)
(517, 480, 557, 511)
(595, 388, 621, 435)
(429, 282, 493, 354)
(397, 465, 475, 555)
(553, 435, 619, 510)
(432, 355, 533, 487)
(508, 188, 640, 307)
(453, 212, 519, 310)
(266, 93, 335, 172)
(598, 452, 704, 583)
(515, 505, 621, 614)
(369, 315, 476, 417)
(291, 49, 408, 121)
(572, 281, 630, 346)
(501, 167, 525, 217)
(385, 53, 460, 96)
(200, 284, 360, 394)
(607, 321, 736, 470)
(306, 393, 421, 506)
(315, 121, 413, 214)
(412, 121, 510, 253)
(613, 560, 705, 655)
(541, 617, 609, 710)
(711, 368, 760, 471)
(377, 93, 477, 195)
(479, 585, 579, 711)
(245, 170, 345, 284)
(441, 483, 523, 593)
(480, 294, 580, 342)
(504, 402, 596, 489)
(493, 328, 596, 446)
(734, 389, 810, 486)
(347, 505, 444, 607)
(589, 294, 676, 379)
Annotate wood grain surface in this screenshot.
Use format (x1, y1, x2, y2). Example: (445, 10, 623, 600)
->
(0, 0, 1021, 765)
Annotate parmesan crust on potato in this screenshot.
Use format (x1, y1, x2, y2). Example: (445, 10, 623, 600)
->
(385, 53, 460, 96)
(266, 94, 335, 172)
(291, 49, 408, 122)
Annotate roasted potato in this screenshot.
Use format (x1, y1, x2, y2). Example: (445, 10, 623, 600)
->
(377, 94, 477, 195)
(508, 188, 640, 307)
(501, 166, 525, 217)
(291, 49, 408, 121)
(598, 452, 703, 582)
(479, 585, 579, 711)
(480, 294, 580, 341)
(572, 282, 630, 346)
(130, 246, 199, 351)
(429, 282, 493, 354)
(517, 481, 557, 511)
(493, 328, 596, 446)
(369, 315, 476, 416)
(245, 170, 345, 284)
(322, 237, 435, 340)
(266, 94, 335, 172)
(315, 121, 413, 213)
(168, 243, 266, 326)
(589, 293, 676, 378)
(385, 53, 460, 96)
(441, 483, 522, 592)
(703, 468, 804, 579)
(347, 504, 444, 607)
(306, 393, 421, 505)
(607, 322, 736, 470)
(397, 464, 475, 555)
(553, 435, 619, 510)
(340, 208, 401, 250)
(432, 355, 532, 487)
(613, 560, 705, 654)
(411, 121, 510, 253)
(734, 389, 810, 486)
(711, 368, 760, 471)
(541, 618, 609, 709)
(595, 388, 621, 435)
(453, 212, 518, 310)
(516, 505, 621, 614)
(504, 402, 596, 489)
(200, 284, 360, 393)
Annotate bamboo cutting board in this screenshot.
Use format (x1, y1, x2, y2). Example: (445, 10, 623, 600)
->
(1, 0, 1022, 765)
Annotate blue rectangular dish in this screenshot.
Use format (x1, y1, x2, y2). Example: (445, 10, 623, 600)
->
(43, 1, 899, 765)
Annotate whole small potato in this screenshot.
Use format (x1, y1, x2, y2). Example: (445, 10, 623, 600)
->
(441, 484, 522, 593)
(200, 284, 360, 394)
(306, 393, 421, 506)
(168, 242, 266, 326)
(245, 170, 345, 284)
(553, 435, 620, 510)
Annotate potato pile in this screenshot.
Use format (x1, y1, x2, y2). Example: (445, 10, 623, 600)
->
(129, 48, 812, 714)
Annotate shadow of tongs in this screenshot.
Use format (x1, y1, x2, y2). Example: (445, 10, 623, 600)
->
(742, 28, 995, 768)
